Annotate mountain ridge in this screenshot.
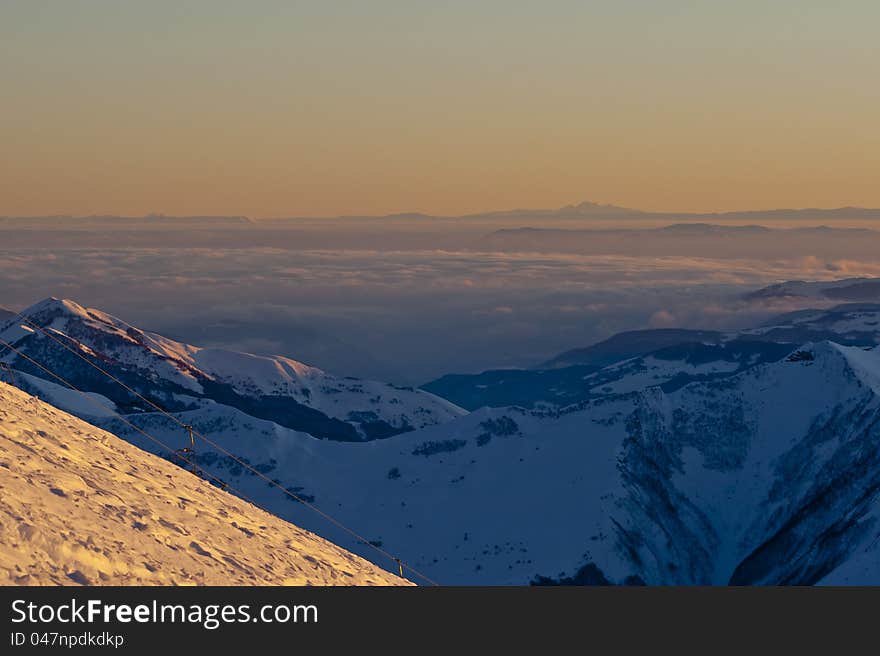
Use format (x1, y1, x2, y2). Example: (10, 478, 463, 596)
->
(424, 302, 880, 410)
(71, 340, 880, 585)
(13, 203, 871, 224)
(0, 298, 464, 442)
(6, 298, 880, 584)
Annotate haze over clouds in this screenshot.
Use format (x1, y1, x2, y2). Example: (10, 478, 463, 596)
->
(3, 243, 877, 383)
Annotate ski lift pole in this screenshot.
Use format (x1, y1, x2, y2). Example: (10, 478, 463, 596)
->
(185, 424, 197, 473)
(174, 424, 198, 473)
(394, 557, 404, 578)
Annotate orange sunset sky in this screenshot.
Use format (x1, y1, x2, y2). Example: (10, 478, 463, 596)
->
(2, 1, 878, 218)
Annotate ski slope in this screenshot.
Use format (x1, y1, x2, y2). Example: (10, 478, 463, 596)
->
(92, 343, 880, 585)
(0, 382, 409, 586)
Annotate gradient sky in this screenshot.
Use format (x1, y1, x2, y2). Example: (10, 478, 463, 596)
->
(2, 1, 878, 217)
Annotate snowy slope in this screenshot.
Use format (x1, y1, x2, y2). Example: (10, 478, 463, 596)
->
(742, 303, 880, 344)
(12, 370, 119, 418)
(546, 302, 880, 370)
(425, 305, 880, 410)
(579, 340, 794, 396)
(6, 295, 880, 584)
(0, 382, 408, 586)
(542, 328, 724, 370)
(88, 343, 880, 585)
(427, 340, 794, 410)
(0, 298, 464, 441)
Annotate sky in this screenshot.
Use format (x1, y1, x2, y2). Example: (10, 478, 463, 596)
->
(2, 1, 879, 217)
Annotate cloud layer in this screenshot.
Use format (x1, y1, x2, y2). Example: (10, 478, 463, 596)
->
(3, 247, 876, 383)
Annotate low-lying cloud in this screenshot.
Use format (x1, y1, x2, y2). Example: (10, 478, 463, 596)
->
(2, 247, 877, 383)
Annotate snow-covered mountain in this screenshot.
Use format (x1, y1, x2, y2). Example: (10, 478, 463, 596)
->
(6, 296, 880, 585)
(425, 304, 880, 410)
(551, 303, 880, 368)
(423, 341, 796, 411)
(741, 303, 880, 344)
(541, 328, 725, 370)
(0, 381, 408, 585)
(51, 342, 880, 585)
(424, 329, 732, 411)
(0, 298, 464, 441)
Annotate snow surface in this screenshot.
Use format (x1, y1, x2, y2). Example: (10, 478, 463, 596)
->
(832, 344, 880, 394)
(743, 305, 880, 340)
(7, 296, 880, 584)
(92, 341, 880, 585)
(1, 298, 465, 439)
(14, 371, 118, 418)
(0, 382, 409, 586)
(588, 354, 741, 394)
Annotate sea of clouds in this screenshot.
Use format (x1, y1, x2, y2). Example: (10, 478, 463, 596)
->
(3, 245, 878, 383)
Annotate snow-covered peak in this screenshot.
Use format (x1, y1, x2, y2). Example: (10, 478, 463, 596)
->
(91, 337, 880, 585)
(11, 299, 366, 389)
(21, 297, 92, 320)
(0, 381, 409, 585)
(4, 298, 465, 441)
(18, 297, 196, 361)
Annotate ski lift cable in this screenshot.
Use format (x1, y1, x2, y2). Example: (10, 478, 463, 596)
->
(13, 312, 440, 584)
(0, 337, 235, 493)
(6, 315, 440, 586)
(0, 335, 434, 585)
